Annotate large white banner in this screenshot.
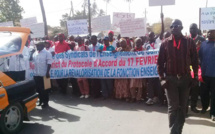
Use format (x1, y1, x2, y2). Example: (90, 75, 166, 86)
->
(112, 12, 135, 29)
(29, 23, 45, 38)
(27, 51, 159, 79)
(149, 0, 175, 6)
(0, 21, 14, 27)
(200, 7, 215, 30)
(67, 19, 88, 35)
(120, 18, 146, 37)
(20, 17, 37, 27)
(92, 15, 111, 32)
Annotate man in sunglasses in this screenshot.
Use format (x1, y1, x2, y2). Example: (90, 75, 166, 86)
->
(157, 19, 198, 134)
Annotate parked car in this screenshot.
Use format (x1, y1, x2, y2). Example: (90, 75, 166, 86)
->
(0, 27, 38, 134)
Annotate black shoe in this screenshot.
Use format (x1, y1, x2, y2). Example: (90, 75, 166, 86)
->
(42, 104, 49, 108)
(191, 107, 200, 113)
(212, 115, 215, 121)
(201, 109, 207, 114)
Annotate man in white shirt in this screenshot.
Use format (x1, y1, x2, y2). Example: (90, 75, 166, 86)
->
(144, 32, 162, 105)
(144, 32, 161, 50)
(31, 42, 52, 108)
(8, 45, 29, 81)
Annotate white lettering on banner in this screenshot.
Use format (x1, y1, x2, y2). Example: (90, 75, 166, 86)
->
(20, 17, 37, 27)
(112, 12, 135, 29)
(200, 7, 215, 30)
(149, 0, 175, 6)
(92, 15, 111, 32)
(0, 21, 14, 27)
(120, 18, 146, 37)
(27, 51, 159, 79)
(29, 23, 45, 38)
(67, 19, 88, 35)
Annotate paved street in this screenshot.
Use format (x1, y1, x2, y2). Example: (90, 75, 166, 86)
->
(19, 93, 215, 134)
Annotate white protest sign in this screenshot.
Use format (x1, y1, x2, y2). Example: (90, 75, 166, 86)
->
(67, 19, 88, 35)
(92, 15, 111, 32)
(29, 23, 45, 38)
(112, 12, 135, 29)
(0, 21, 14, 27)
(200, 7, 215, 30)
(149, 0, 175, 6)
(20, 17, 37, 27)
(120, 18, 146, 37)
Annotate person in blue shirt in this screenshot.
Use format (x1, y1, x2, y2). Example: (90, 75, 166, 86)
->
(98, 36, 116, 99)
(199, 29, 215, 121)
(98, 36, 116, 52)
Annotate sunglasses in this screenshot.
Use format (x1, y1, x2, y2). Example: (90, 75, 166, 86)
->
(170, 25, 182, 29)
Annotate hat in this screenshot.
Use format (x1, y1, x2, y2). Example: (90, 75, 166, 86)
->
(103, 36, 109, 41)
(108, 30, 114, 35)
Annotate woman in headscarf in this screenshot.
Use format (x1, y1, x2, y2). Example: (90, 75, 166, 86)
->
(114, 38, 131, 101)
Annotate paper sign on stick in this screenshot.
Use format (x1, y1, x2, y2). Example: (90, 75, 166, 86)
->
(20, 17, 37, 27)
(92, 15, 111, 32)
(200, 7, 215, 30)
(120, 18, 146, 37)
(149, 0, 175, 6)
(67, 19, 88, 35)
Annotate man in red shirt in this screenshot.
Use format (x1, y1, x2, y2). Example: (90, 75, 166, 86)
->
(55, 33, 70, 54)
(55, 33, 70, 94)
(157, 19, 198, 134)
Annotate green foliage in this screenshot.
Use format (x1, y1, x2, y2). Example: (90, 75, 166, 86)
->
(0, 0, 23, 25)
(60, 1, 105, 27)
(152, 17, 173, 35)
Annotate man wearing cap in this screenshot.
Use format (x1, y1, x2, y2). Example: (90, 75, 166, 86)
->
(108, 31, 117, 48)
(31, 42, 52, 108)
(55, 33, 70, 94)
(157, 19, 198, 134)
(199, 30, 215, 121)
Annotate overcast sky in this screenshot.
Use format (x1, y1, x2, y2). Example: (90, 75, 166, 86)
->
(19, 0, 215, 34)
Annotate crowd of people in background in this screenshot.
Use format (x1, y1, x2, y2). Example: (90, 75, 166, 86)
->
(0, 20, 215, 130)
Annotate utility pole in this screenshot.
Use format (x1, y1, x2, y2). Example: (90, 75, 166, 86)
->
(88, 0, 91, 36)
(39, 0, 48, 36)
(69, 0, 74, 17)
(206, 0, 208, 7)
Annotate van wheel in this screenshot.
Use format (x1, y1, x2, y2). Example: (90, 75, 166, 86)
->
(0, 103, 23, 134)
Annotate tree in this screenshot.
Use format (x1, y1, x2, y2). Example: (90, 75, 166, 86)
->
(60, 1, 105, 28)
(0, 0, 23, 25)
(124, 0, 133, 12)
(103, 0, 111, 15)
(152, 17, 173, 35)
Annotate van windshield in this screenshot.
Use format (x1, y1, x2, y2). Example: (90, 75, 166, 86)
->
(0, 32, 22, 57)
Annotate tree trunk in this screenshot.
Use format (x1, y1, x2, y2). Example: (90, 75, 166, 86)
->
(39, 0, 48, 37)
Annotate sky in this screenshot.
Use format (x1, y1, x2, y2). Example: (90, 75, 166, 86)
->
(19, 0, 215, 34)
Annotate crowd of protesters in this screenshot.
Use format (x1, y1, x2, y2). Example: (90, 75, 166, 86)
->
(1, 19, 215, 134)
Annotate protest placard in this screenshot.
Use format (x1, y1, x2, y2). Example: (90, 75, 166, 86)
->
(20, 17, 37, 27)
(119, 18, 146, 37)
(92, 15, 111, 32)
(112, 12, 135, 29)
(27, 51, 159, 79)
(200, 7, 215, 30)
(67, 19, 88, 35)
(29, 23, 45, 38)
(149, 0, 175, 6)
(0, 21, 14, 27)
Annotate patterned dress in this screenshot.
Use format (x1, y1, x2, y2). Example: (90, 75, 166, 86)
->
(114, 46, 131, 99)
